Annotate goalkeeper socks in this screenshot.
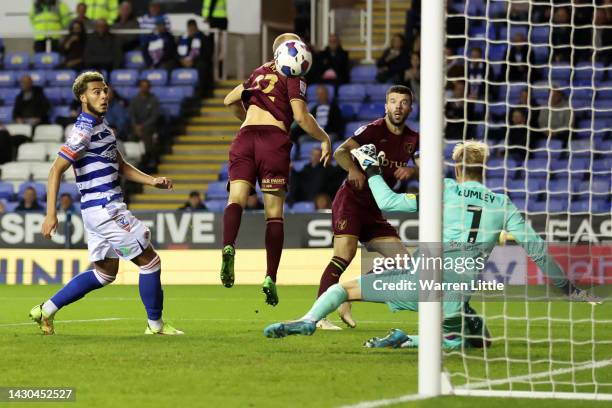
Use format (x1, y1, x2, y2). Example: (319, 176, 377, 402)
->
(317, 256, 349, 297)
(223, 203, 243, 247)
(265, 218, 284, 282)
(138, 255, 164, 321)
(303, 283, 348, 322)
(46, 269, 114, 315)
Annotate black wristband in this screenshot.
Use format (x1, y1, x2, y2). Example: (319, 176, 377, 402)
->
(365, 165, 381, 178)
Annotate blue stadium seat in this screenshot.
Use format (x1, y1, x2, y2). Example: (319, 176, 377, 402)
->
(350, 65, 377, 83)
(61, 87, 76, 103)
(345, 121, 366, 138)
(366, 84, 389, 102)
(498, 83, 527, 103)
(206, 181, 228, 199)
(153, 86, 183, 102)
(218, 162, 229, 180)
(47, 70, 76, 87)
(550, 64, 572, 86)
(33, 52, 60, 70)
(593, 158, 611, 172)
(596, 82, 612, 100)
(18, 182, 46, 199)
(339, 103, 356, 120)
(125, 51, 145, 69)
(0, 106, 12, 122)
(114, 86, 138, 100)
(4, 52, 29, 70)
(0, 88, 20, 105)
(488, 103, 506, 119)
(58, 183, 79, 200)
(111, 69, 139, 86)
(549, 177, 570, 193)
(527, 200, 547, 213)
(51, 106, 71, 122)
(0, 71, 17, 88)
(3, 201, 19, 213)
(357, 103, 384, 121)
(291, 159, 309, 172)
(532, 45, 550, 64)
(486, 177, 504, 191)
(171, 68, 198, 85)
(141, 69, 168, 86)
(573, 63, 605, 84)
(570, 200, 591, 213)
(292, 201, 315, 213)
(591, 176, 612, 194)
(178, 85, 194, 98)
(0, 183, 14, 200)
(23, 70, 46, 86)
(338, 84, 366, 102)
(306, 84, 334, 102)
(530, 26, 550, 44)
(299, 141, 320, 160)
(548, 198, 569, 213)
(592, 199, 611, 213)
(161, 103, 181, 117)
(44, 87, 63, 104)
(204, 199, 227, 213)
(486, 44, 507, 62)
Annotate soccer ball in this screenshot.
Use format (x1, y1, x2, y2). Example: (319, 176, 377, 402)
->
(274, 40, 312, 77)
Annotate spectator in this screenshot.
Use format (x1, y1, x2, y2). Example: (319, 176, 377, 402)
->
(405, 0, 420, 54)
(180, 191, 207, 211)
(178, 19, 213, 97)
(245, 194, 264, 211)
(403, 52, 420, 98)
(60, 21, 86, 70)
(309, 85, 344, 142)
(84, 19, 121, 72)
(104, 87, 130, 140)
(376, 34, 409, 83)
(142, 17, 178, 70)
(0, 200, 5, 214)
(71, 2, 94, 31)
(138, 1, 170, 33)
(314, 193, 332, 211)
(466, 47, 493, 102)
(315, 34, 350, 85)
(445, 80, 467, 140)
(0, 127, 12, 164)
(508, 2, 529, 21)
(13, 75, 51, 125)
(30, 0, 72, 52)
(112, 1, 139, 53)
(59, 193, 76, 213)
(16, 187, 43, 212)
(595, 2, 612, 65)
(507, 108, 529, 161)
(290, 147, 342, 203)
(129, 79, 160, 167)
(552, 7, 572, 63)
(202, 0, 228, 30)
(502, 32, 536, 83)
(83, 0, 118, 25)
(446, 2, 466, 53)
(538, 89, 572, 138)
(518, 89, 540, 129)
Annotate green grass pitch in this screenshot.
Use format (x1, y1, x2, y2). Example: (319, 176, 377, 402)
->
(1, 285, 610, 407)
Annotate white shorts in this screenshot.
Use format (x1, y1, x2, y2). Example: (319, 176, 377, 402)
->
(82, 201, 151, 262)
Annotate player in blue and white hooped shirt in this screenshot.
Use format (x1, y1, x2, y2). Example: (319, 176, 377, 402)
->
(29, 71, 183, 336)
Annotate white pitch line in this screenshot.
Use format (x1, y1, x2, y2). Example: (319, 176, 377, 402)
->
(338, 393, 432, 408)
(0, 317, 126, 327)
(458, 358, 612, 390)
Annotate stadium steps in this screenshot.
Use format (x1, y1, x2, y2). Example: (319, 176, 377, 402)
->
(129, 79, 242, 210)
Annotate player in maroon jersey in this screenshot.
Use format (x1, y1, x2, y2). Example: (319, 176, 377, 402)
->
(315, 84, 419, 330)
(221, 33, 332, 306)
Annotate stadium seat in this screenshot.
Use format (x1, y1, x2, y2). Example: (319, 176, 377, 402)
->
(47, 70, 76, 87)
(570, 200, 591, 213)
(31, 162, 51, 182)
(45, 143, 62, 158)
(33, 124, 64, 143)
(60, 87, 76, 103)
(299, 141, 320, 160)
(58, 183, 80, 201)
(123, 142, 144, 164)
(291, 159, 309, 172)
(593, 158, 611, 172)
(0, 182, 14, 200)
(530, 26, 550, 44)
(5, 123, 32, 138)
(114, 86, 138, 100)
(1, 163, 31, 188)
(4, 52, 29, 70)
(204, 199, 226, 213)
(357, 103, 384, 121)
(350, 65, 377, 83)
(345, 121, 366, 138)
(17, 143, 47, 162)
(141, 69, 168, 86)
(486, 44, 507, 62)
(338, 84, 366, 102)
(22, 70, 46, 86)
(170, 68, 198, 85)
(291, 201, 315, 213)
(178, 85, 194, 98)
(547, 198, 569, 213)
(339, 103, 356, 120)
(0, 71, 17, 87)
(33, 52, 60, 70)
(0, 88, 20, 105)
(63, 168, 76, 182)
(306, 84, 334, 102)
(18, 181, 46, 199)
(50, 106, 71, 122)
(153, 86, 183, 102)
(161, 103, 181, 118)
(574, 63, 605, 84)
(366, 84, 388, 102)
(2, 201, 19, 212)
(527, 200, 547, 213)
(550, 64, 572, 85)
(111, 69, 139, 86)
(549, 177, 570, 193)
(206, 181, 228, 200)
(531, 45, 551, 65)
(44, 87, 64, 104)
(125, 51, 145, 69)
(0, 106, 12, 122)
(592, 199, 611, 213)
(218, 162, 229, 180)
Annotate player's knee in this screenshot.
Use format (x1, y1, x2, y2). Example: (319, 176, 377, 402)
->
(93, 268, 116, 286)
(140, 254, 161, 274)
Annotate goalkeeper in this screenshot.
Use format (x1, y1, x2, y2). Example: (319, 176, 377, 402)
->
(263, 140, 600, 348)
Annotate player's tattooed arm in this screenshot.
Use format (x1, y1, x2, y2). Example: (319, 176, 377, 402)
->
(116, 151, 173, 189)
(334, 138, 366, 190)
(290, 99, 332, 166)
(224, 84, 247, 121)
(42, 156, 72, 239)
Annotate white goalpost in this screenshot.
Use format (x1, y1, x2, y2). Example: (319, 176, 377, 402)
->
(419, 0, 612, 401)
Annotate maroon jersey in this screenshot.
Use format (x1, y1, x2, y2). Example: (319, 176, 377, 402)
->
(241, 61, 307, 132)
(341, 118, 420, 206)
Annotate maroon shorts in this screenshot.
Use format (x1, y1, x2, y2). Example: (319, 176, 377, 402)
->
(331, 184, 399, 243)
(228, 125, 292, 191)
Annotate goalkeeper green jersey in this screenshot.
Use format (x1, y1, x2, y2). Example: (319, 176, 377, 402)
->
(367, 175, 569, 288)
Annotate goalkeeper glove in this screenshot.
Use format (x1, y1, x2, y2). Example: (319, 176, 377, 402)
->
(350, 144, 386, 178)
